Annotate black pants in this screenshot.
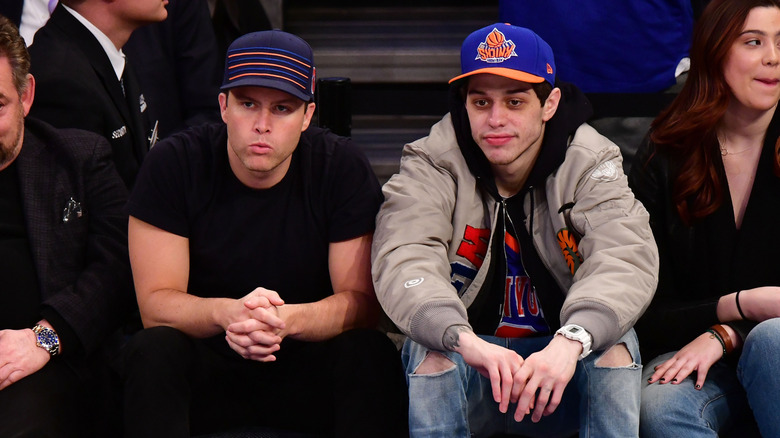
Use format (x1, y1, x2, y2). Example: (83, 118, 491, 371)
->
(121, 326, 407, 437)
(0, 356, 106, 437)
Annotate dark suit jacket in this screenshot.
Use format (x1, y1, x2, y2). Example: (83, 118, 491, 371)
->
(125, 0, 222, 140)
(28, 4, 152, 188)
(17, 118, 134, 356)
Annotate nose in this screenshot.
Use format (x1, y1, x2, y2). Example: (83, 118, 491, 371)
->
(764, 44, 780, 66)
(488, 105, 507, 128)
(254, 109, 271, 133)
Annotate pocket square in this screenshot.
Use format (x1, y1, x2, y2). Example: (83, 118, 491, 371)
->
(62, 197, 83, 223)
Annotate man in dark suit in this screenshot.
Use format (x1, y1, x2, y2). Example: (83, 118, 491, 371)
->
(0, 15, 133, 437)
(27, 0, 168, 188)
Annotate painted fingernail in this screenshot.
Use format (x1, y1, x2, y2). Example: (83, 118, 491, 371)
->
(647, 378, 653, 382)
(672, 378, 678, 383)
(695, 384, 701, 390)
(659, 378, 665, 382)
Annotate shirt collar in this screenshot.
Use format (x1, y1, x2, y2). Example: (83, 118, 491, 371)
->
(62, 5, 125, 81)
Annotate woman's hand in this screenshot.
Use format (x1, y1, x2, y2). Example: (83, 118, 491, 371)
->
(646, 331, 724, 390)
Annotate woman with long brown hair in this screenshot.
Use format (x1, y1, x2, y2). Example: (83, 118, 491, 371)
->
(629, 0, 780, 436)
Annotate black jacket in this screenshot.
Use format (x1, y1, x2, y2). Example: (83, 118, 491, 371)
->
(18, 118, 133, 356)
(628, 111, 780, 360)
(29, 4, 153, 188)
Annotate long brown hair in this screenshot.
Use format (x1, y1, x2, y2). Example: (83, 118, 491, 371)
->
(650, 0, 780, 224)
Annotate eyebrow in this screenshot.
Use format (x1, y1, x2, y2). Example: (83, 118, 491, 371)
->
(740, 29, 780, 37)
(467, 87, 530, 96)
(231, 91, 298, 105)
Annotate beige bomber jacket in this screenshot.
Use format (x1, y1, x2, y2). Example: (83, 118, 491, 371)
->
(372, 114, 659, 352)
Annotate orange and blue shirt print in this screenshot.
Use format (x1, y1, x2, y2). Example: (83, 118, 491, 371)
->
(495, 231, 549, 337)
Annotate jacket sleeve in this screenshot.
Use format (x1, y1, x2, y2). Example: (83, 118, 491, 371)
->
(41, 134, 134, 356)
(372, 141, 471, 352)
(559, 136, 659, 350)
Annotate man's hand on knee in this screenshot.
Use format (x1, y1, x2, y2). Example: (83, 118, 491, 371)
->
(514, 335, 580, 423)
(452, 330, 525, 415)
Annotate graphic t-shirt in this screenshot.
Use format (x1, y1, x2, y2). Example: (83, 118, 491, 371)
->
(495, 229, 548, 337)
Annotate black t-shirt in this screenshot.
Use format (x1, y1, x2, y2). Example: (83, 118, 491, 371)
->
(0, 162, 41, 329)
(127, 123, 382, 304)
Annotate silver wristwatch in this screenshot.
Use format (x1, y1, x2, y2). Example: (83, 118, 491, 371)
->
(32, 324, 60, 356)
(555, 324, 592, 360)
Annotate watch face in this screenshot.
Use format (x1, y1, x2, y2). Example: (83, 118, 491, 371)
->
(37, 330, 58, 348)
(568, 326, 581, 334)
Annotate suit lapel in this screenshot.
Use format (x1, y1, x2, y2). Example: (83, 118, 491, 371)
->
(121, 61, 152, 161)
(16, 128, 55, 285)
(48, 6, 135, 135)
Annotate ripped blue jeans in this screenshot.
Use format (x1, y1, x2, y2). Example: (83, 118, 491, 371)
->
(401, 328, 642, 438)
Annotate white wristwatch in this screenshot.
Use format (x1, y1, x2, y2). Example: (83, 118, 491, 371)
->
(555, 324, 592, 360)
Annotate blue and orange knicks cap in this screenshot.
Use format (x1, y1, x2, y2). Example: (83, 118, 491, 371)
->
(221, 30, 316, 102)
(449, 23, 555, 87)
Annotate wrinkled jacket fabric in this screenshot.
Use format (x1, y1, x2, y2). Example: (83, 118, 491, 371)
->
(372, 83, 658, 352)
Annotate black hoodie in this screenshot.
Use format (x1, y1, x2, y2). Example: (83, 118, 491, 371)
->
(448, 80, 595, 334)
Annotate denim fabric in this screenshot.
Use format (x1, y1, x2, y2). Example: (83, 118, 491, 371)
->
(737, 318, 780, 437)
(402, 329, 642, 438)
(640, 351, 747, 438)
(641, 319, 780, 438)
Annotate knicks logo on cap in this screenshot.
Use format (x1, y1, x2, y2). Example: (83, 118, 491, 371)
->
(476, 28, 517, 64)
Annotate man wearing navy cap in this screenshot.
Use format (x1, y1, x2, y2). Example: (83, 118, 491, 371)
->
(373, 23, 658, 436)
(120, 30, 405, 437)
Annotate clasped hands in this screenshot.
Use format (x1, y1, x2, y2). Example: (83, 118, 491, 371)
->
(224, 287, 287, 362)
(459, 332, 580, 424)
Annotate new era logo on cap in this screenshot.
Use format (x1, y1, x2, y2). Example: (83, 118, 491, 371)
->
(221, 30, 316, 102)
(450, 23, 555, 87)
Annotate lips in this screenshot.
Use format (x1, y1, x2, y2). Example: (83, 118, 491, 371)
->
(756, 78, 780, 86)
(483, 134, 514, 146)
(248, 142, 272, 153)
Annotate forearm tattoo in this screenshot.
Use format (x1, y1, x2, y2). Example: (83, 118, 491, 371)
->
(443, 324, 472, 351)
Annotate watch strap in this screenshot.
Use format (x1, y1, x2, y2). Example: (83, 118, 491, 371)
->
(555, 324, 592, 360)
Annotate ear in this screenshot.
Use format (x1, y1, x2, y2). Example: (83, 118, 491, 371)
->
(21, 74, 35, 116)
(300, 101, 316, 132)
(541, 87, 561, 123)
(218, 92, 228, 123)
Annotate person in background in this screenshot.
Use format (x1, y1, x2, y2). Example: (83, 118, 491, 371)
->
(629, 1, 780, 436)
(124, 0, 223, 140)
(27, 0, 168, 188)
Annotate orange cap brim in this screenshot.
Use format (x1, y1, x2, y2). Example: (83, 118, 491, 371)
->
(449, 67, 545, 84)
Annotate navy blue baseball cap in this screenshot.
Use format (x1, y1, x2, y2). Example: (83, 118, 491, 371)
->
(221, 30, 316, 102)
(450, 23, 555, 86)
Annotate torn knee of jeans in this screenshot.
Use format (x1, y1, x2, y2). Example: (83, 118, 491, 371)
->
(595, 343, 639, 369)
(413, 351, 456, 375)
